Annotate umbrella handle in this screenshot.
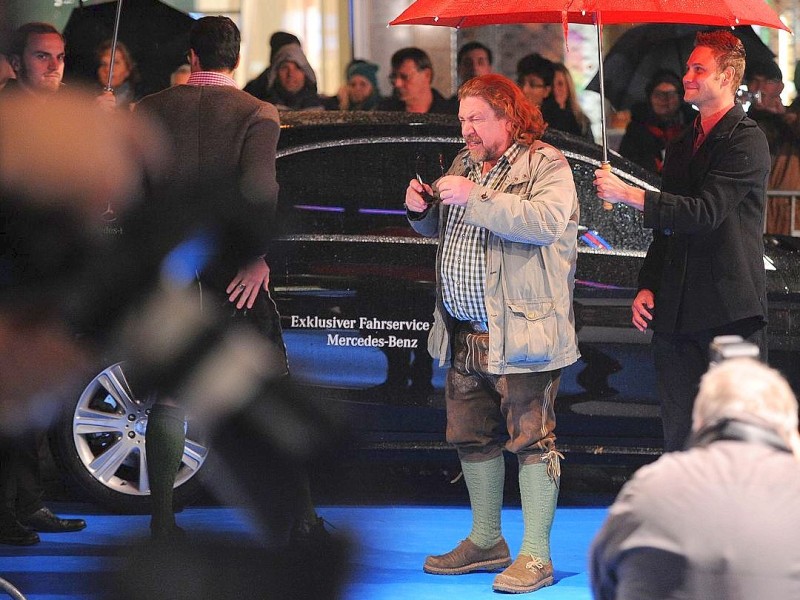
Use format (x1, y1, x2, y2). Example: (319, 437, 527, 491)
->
(600, 162, 613, 210)
(594, 14, 612, 211)
(105, 0, 125, 93)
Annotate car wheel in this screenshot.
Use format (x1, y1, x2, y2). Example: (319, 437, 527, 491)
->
(49, 362, 210, 513)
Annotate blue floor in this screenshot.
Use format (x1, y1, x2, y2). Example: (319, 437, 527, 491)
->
(0, 502, 608, 600)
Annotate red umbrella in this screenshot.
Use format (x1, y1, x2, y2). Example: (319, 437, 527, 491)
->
(390, 0, 788, 29)
(390, 0, 790, 169)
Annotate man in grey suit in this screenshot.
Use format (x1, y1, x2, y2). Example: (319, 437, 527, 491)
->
(136, 16, 325, 543)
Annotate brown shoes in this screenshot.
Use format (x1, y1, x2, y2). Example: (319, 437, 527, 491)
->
(492, 554, 554, 593)
(425, 541, 556, 593)
(423, 538, 512, 575)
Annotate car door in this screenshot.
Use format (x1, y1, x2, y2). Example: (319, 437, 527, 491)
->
(271, 126, 462, 440)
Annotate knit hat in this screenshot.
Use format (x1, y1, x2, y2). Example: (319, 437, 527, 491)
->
(645, 69, 684, 98)
(346, 59, 379, 92)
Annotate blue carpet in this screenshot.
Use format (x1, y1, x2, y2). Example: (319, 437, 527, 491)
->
(0, 503, 608, 599)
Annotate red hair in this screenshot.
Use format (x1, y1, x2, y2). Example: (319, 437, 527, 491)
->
(458, 73, 546, 145)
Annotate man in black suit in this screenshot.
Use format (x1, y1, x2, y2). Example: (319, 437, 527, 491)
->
(593, 29, 770, 451)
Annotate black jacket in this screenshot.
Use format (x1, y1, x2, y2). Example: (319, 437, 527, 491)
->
(540, 98, 594, 141)
(376, 88, 456, 115)
(638, 103, 770, 333)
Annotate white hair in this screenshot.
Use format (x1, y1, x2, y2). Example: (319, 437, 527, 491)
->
(693, 358, 798, 441)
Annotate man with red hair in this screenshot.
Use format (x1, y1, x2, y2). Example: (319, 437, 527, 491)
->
(405, 73, 580, 594)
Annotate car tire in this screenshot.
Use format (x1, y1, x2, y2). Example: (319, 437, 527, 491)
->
(49, 362, 210, 514)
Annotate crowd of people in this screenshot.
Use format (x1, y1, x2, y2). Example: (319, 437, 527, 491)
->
(235, 33, 599, 132)
(17, 25, 605, 138)
(744, 59, 800, 234)
(1, 13, 798, 600)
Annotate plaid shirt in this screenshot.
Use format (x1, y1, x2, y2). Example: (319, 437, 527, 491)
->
(441, 142, 523, 322)
(186, 71, 237, 87)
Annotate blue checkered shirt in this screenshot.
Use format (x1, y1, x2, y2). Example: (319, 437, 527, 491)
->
(441, 143, 523, 322)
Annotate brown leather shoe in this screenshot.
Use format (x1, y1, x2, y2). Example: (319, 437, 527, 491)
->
(423, 538, 511, 575)
(492, 554, 554, 593)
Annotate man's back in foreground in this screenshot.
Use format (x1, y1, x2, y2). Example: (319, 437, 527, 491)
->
(591, 358, 800, 599)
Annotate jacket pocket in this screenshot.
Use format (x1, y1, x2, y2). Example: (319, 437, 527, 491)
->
(504, 299, 556, 364)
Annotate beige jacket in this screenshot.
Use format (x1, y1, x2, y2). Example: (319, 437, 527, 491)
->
(410, 141, 580, 374)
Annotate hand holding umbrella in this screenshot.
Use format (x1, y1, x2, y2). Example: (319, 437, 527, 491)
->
(594, 167, 645, 211)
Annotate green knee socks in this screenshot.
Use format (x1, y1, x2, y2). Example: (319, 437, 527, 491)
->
(146, 403, 186, 534)
(518, 457, 560, 560)
(461, 455, 505, 549)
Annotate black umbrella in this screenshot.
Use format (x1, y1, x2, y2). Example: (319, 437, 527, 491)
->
(63, 0, 195, 97)
(587, 25, 776, 111)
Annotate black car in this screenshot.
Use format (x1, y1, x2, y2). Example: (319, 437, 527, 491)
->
(50, 111, 800, 512)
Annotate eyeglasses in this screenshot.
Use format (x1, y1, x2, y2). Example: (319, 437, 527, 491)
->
(519, 78, 547, 89)
(389, 72, 414, 83)
(652, 90, 679, 100)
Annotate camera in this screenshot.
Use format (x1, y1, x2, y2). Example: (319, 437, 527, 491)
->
(736, 86, 761, 106)
(709, 335, 760, 365)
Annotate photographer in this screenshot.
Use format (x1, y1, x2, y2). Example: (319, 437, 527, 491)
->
(590, 355, 800, 600)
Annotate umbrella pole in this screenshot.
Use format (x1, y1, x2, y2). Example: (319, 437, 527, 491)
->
(595, 12, 613, 210)
(104, 0, 124, 92)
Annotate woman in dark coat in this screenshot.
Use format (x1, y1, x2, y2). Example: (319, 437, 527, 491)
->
(619, 70, 697, 176)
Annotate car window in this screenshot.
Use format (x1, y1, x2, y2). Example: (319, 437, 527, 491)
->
(276, 141, 461, 237)
(276, 135, 653, 252)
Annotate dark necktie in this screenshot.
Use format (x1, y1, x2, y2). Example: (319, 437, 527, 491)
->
(693, 118, 705, 154)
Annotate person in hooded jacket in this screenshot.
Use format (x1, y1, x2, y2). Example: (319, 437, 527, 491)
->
(243, 31, 299, 100)
(261, 43, 324, 111)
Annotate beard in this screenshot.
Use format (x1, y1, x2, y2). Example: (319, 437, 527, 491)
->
(468, 148, 488, 162)
(465, 135, 500, 163)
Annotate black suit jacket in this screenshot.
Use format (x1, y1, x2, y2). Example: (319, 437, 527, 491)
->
(638, 103, 770, 333)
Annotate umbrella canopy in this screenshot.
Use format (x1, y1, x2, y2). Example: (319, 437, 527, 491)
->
(391, 0, 789, 163)
(390, 0, 789, 31)
(64, 0, 195, 98)
(586, 25, 776, 110)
